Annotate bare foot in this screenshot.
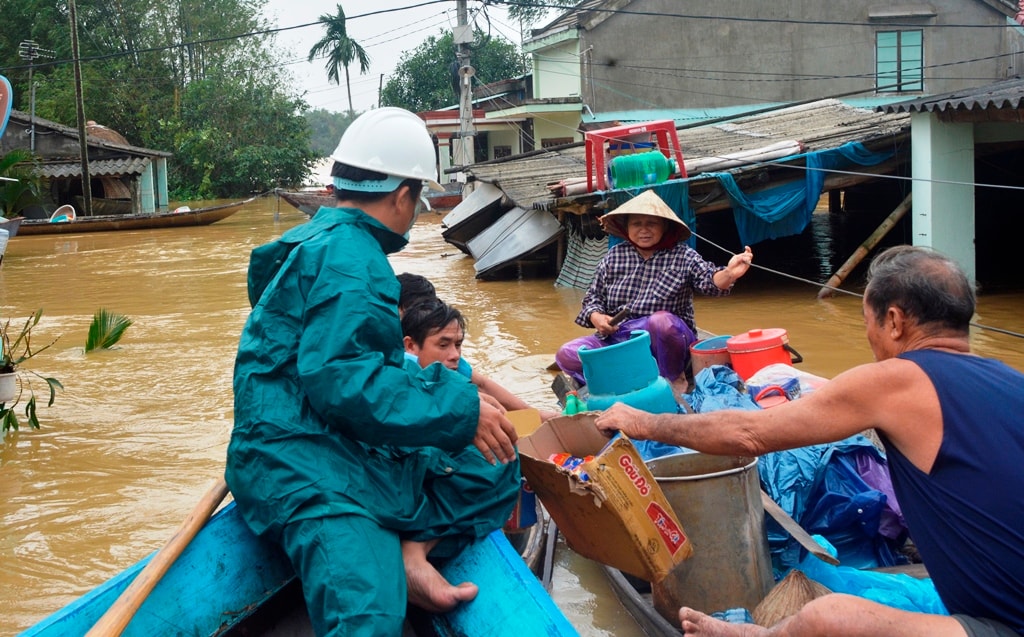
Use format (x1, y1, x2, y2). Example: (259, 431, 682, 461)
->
(403, 540, 479, 613)
(679, 607, 768, 636)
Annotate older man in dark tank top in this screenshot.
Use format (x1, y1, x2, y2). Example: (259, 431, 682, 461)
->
(596, 245, 1024, 637)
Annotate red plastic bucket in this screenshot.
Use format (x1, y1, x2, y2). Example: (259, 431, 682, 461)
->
(689, 335, 732, 375)
(726, 329, 802, 381)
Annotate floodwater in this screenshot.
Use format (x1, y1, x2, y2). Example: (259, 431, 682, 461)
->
(1, 197, 1022, 635)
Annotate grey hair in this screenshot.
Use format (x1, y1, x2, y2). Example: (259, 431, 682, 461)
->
(864, 245, 975, 333)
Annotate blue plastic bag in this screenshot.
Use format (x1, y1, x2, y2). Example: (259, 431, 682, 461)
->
(796, 536, 948, 615)
(684, 365, 759, 413)
(759, 436, 908, 571)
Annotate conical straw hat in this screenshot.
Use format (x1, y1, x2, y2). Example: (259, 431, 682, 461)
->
(752, 569, 832, 627)
(599, 190, 691, 242)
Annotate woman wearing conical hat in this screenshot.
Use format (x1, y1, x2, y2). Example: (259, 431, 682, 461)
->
(555, 190, 753, 389)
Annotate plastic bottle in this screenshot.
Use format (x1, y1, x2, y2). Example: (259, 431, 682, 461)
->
(608, 151, 677, 189)
(562, 391, 586, 415)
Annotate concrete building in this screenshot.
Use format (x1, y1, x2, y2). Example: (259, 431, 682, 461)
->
(523, 0, 1024, 118)
(881, 77, 1024, 285)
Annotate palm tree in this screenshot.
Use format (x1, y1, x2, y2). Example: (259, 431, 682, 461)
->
(307, 5, 371, 115)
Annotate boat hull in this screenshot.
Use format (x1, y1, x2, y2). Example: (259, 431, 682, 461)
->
(16, 198, 253, 236)
(275, 190, 333, 217)
(21, 500, 570, 637)
(21, 501, 293, 637)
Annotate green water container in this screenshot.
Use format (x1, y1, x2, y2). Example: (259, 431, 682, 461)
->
(608, 151, 677, 189)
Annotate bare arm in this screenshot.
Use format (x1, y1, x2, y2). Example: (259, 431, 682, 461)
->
(472, 370, 530, 411)
(712, 246, 753, 290)
(472, 371, 561, 422)
(595, 359, 942, 469)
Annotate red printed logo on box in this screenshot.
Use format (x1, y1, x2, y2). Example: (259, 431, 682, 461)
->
(618, 454, 652, 496)
(646, 501, 686, 554)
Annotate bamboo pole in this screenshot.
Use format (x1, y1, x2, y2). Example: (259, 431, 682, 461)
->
(817, 192, 912, 299)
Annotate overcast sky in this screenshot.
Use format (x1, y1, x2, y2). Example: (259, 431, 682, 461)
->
(261, 0, 524, 113)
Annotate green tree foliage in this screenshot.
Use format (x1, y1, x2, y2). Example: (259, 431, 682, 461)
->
(380, 30, 528, 113)
(502, 0, 561, 28)
(305, 109, 359, 157)
(308, 5, 370, 115)
(0, 0, 319, 198)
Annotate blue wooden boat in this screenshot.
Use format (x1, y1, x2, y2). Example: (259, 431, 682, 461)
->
(20, 500, 577, 637)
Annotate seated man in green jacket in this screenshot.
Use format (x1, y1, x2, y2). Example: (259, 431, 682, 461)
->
(226, 108, 520, 637)
(398, 277, 561, 422)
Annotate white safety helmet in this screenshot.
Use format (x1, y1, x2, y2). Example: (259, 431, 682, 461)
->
(331, 107, 442, 192)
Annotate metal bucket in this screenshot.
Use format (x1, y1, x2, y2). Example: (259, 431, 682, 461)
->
(648, 453, 773, 619)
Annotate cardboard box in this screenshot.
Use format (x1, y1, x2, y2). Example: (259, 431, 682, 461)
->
(517, 413, 693, 582)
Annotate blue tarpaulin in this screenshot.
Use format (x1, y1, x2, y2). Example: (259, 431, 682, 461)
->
(606, 142, 893, 250)
(710, 141, 894, 245)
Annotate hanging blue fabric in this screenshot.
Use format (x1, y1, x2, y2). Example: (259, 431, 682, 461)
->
(711, 142, 893, 246)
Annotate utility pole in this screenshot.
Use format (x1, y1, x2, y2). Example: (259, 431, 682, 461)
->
(17, 41, 55, 153)
(68, 0, 93, 217)
(454, 0, 475, 179)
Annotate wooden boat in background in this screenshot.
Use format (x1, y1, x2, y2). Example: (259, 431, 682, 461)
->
(0, 216, 24, 237)
(15, 197, 254, 236)
(275, 189, 333, 217)
(20, 499, 568, 637)
(277, 182, 462, 219)
(427, 182, 463, 210)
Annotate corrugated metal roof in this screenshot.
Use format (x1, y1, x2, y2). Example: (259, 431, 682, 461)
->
(7, 109, 172, 157)
(37, 157, 151, 179)
(879, 78, 1024, 114)
(465, 99, 910, 210)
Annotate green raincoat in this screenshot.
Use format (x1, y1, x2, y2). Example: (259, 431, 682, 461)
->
(226, 207, 519, 634)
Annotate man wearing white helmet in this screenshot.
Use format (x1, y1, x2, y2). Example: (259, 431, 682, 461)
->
(227, 107, 520, 636)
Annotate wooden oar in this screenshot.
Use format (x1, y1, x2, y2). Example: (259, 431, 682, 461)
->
(760, 489, 840, 566)
(85, 477, 231, 637)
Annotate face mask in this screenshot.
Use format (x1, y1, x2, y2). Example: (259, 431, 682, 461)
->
(404, 195, 430, 239)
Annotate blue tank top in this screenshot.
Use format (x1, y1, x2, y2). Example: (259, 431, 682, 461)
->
(882, 350, 1024, 632)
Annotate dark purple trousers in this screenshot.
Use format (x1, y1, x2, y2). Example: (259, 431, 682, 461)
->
(555, 311, 697, 386)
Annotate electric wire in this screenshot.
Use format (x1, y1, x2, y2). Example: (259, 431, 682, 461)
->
(691, 231, 1024, 340)
(492, 0, 1024, 29)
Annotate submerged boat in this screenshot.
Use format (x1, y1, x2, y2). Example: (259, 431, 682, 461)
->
(20, 498, 568, 637)
(15, 198, 254, 236)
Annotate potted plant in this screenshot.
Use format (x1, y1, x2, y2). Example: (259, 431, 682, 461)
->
(1, 309, 63, 434)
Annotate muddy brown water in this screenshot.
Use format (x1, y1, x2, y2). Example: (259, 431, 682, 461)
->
(1, 198, 1022, 635)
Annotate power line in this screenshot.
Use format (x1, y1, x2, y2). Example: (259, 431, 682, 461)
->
(693, 231, 1024, 340)
(493, 0, 1024, 30)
